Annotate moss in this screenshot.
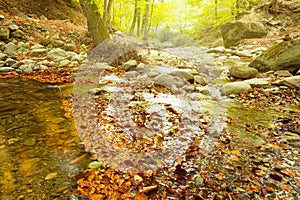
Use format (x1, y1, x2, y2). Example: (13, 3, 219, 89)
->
(40, 38, 51, 46)
(260, 40, 287, 58)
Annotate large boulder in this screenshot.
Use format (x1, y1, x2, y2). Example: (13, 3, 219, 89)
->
(248, 38, 300, 73)
(221, 21, 267, 48)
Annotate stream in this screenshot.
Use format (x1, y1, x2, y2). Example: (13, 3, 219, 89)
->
(0, 78, 90, 200)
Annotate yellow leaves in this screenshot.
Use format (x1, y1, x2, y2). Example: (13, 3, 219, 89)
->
(231, 150, 242, 156)
(133, 175, 143, 182)
(217, 173, 224, 180)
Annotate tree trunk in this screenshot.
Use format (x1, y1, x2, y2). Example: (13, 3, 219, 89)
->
(137, 8, 141, 36)
(79, 0, 110, 46)
(143, 0, 149, 40)
(148, 0, 155, 32)
(129, 0, 139, 34)
(215, 0, 218, 22)
(106, 0, 114, 29)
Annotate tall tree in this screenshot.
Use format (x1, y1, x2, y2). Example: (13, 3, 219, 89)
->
(79, 0, 110, 46)
(129, 0, 139, 34)
(143, 0, 150, 40)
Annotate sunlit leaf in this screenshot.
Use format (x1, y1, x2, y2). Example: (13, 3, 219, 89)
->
(88, 161, 102, 169)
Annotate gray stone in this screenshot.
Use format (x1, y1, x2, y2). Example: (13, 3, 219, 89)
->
(244, 78, 271, 87)
(31, 43, 44, 49)
(71, 54, 86, 62)
(153, 73, 187, 91)
(18, 41, 30, 49)
(12, 30, 25, 38)
(221, 82, 252, 95)
(0, 42, 5, 50)
(4, 42, 18, 55)
(123, 71, 139, 78)
(0, 28, 9, 40)
(30, 49, 48, 56)
(4, 58, 18, 67)
(229, 66, 258, 79)
(8, 24, 19, 31)
(53, 40, 64, 47)
(0, 52, 8, 61)
(11, 62, 23, 69)
(121, 60, 137, 71)
(170, 70, 194, 81)
(194, 75, 207, 85)
(0, 67, 14, 73)
(274, 70, 292, 77)
(47, 48, 67, 58)
(63, 43, 76, 51)
(279, 76, 300, 89)
(221, 21, 267, 48)
(93, 62, 113, 71)
(18, 64, 33, 73)
(59, 59, 70, 67)
(206, 46, 225, 54)
(249, 38, 300, 73)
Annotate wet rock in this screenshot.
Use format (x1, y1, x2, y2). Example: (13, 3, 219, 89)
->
(0, 28, 10, 40)
(221, 21, 267, 48)
(0, 67, 14, 73)
(30, 48, 48, 56)
(249, 38, 300, 73)
(221, 81, 252, 95)
(229, 66, 258, 79)
(244, 78, 271, 87)
(153, 73, 187, 91)
(194, 75, 207, 85)
(121, 60, 137, 71)
(274, 70, 292, 77)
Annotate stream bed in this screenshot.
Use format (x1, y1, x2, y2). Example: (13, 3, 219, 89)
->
(0, 78, 90, 200)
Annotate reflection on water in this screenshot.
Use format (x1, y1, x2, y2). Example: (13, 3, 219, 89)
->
(0, 78, 90, 200)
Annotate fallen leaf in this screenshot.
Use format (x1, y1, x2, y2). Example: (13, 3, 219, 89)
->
(246, 185, 259, 193)
(280, 169, 295, 177)
(217, 173, 224, 180)
(142, 185, 157, 193)
(228, 155, 239, 161)
(134, 194, 148, 200)
(265, 187, 275, 193)
(279, 184, 291, 192)
(231, 149, 242, 156)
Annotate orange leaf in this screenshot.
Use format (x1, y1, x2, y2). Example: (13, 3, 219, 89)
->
(217, 173, 224, 180)
(265, 187, 274, 193)
(279, 184, 291, 192)
(231, 150, 242, 156)
(246, 185, 259, 193)
(280, 169, 295, 177)
(134, 194, 148, 200)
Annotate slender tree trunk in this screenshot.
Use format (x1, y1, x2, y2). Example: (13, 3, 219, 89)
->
(137, 8, 141, 36)
(143, 0, 149, 40)
(103, 0, 108, 22)
(215, 0, 218, 21)
(148, 0, 155, 32)
(106, 0, 113, 26)
(79, 0, 110, 46)
(129, 0, 139, 34)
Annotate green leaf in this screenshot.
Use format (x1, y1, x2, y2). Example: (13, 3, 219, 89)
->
(88, 161, 102, 169)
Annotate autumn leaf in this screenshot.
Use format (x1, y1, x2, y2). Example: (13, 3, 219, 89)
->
(246, 185, 259, 193)
(134, 194, 148, 200)
(280, 169, 295, 177)
(217, 173, 224, 180)
(279, 184, 291, 192)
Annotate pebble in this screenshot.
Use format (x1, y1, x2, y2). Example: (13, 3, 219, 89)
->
(24, 138, 36, 146)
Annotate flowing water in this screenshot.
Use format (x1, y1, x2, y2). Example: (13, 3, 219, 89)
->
(0, 78, 90, 200)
